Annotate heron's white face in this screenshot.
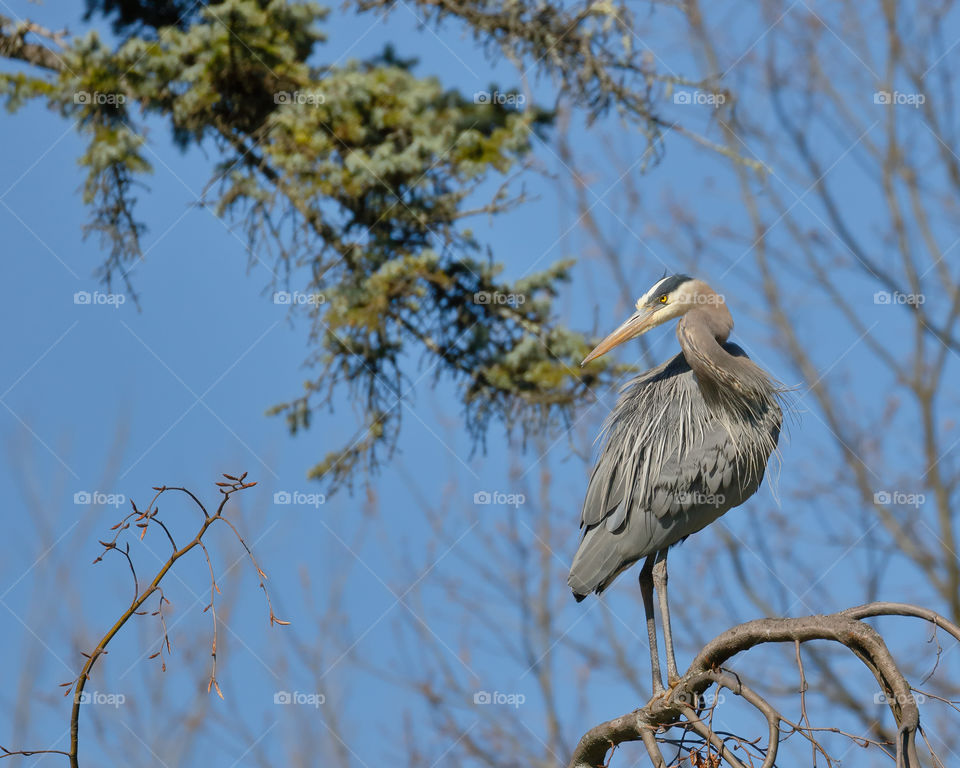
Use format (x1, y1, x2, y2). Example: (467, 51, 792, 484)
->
(582, 276, 717, 365)
(635, 276, 710, 321)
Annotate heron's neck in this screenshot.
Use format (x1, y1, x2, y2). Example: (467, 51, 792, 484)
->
(677, 305, 733, 349)
(676, 307, 768, 405)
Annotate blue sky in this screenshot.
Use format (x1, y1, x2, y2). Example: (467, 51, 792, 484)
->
(1, 1, 958, 766)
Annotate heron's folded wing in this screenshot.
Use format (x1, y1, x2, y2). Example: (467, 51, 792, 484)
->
(645, 424, 733, 519)
(581, 450, 628, 529)
(645, 409, 781, 522)
(579, 355, 690, 532)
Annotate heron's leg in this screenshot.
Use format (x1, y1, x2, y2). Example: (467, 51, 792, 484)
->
(652, 549, 679, 685)
(639, 555, 665, 694)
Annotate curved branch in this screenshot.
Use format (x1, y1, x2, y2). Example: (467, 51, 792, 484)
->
(569, 711, 646, 768)
(677, 705, 748, 768)
(843, 602, 960, 644)
(567, 604, 945, 768)
(708, 671, 780, 768)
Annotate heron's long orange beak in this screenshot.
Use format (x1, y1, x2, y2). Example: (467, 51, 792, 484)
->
(581, 307, 658, 366)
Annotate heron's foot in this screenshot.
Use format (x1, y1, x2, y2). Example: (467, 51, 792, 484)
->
(645, 683, 675, 709)
(667, 671, 682, 688)
(664, 653, 681, 687)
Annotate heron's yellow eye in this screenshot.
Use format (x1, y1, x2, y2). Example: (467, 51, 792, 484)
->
(658, 295, 668, 304)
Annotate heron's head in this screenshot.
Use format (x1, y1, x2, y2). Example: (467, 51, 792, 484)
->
(581, 275, 724, 365)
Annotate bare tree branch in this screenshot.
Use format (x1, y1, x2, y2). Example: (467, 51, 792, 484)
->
(568, 603, 959, 768)
(1, 473, 287, 768)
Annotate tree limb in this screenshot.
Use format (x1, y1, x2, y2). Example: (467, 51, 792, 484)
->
(567, 602, 958, 768)
(0, 15, 65, 71)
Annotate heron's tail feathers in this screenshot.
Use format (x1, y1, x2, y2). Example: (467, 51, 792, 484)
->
(567, 524, 633, 601)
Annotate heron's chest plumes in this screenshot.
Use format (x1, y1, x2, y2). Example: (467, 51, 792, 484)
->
(594, 354, 782, 518)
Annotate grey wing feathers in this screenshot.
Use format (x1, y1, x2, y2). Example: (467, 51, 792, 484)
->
(568, 349, 781, 600)
(576, 353, 693, 533)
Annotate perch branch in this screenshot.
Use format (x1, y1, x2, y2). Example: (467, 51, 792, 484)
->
(567, 602, 956, 768)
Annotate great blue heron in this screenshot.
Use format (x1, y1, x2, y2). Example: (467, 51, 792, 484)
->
(569, 274, 783, 694)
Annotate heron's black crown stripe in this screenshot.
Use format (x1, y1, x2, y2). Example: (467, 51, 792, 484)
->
(645, 274, 693, 304)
